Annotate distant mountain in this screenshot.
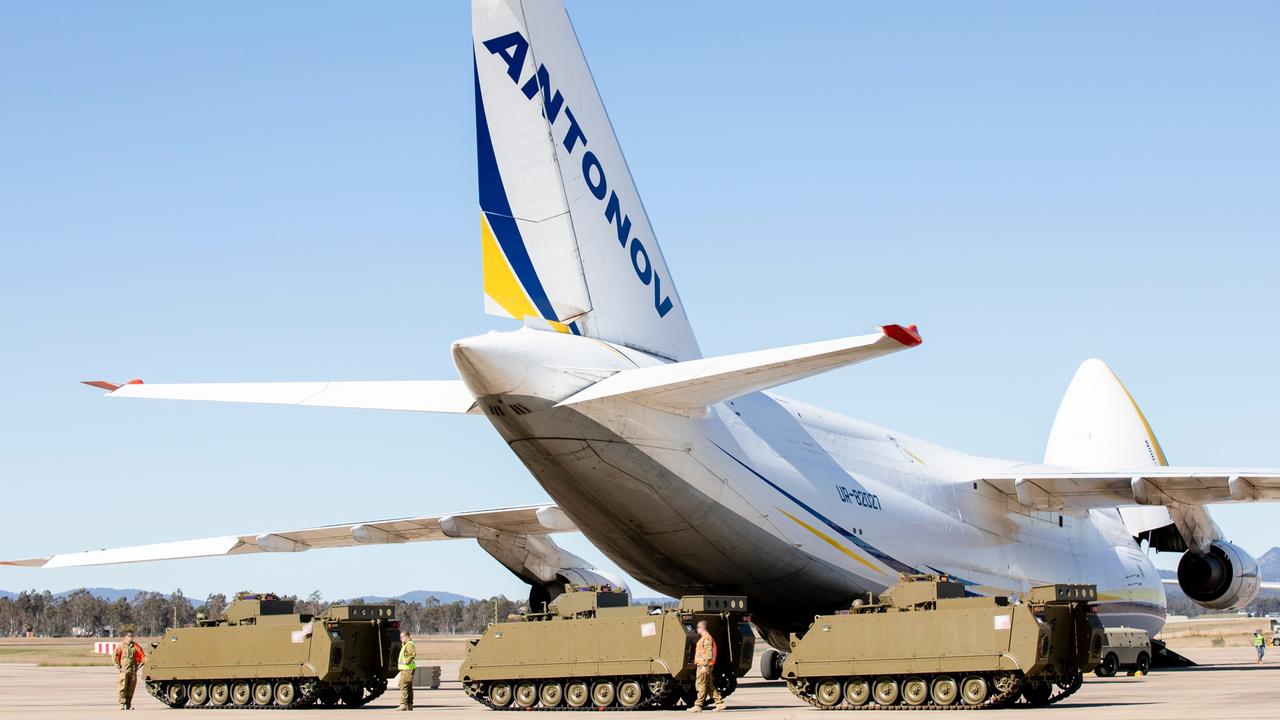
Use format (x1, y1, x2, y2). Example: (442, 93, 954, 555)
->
(357, 590, 473, 605)
(0, 588, 474, 605)
(0, 588, 154, 602)
(1259, 547, 1280, 581)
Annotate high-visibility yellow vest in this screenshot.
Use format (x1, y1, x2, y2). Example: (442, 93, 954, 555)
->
(1255, 635, 1266, 648)
(398, 640, 417, 671)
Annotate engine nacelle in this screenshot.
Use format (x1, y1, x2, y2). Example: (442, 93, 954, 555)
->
(1176, 540, 1260, 611)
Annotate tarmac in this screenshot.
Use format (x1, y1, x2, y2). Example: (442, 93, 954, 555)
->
(0, 648, 1275, 719)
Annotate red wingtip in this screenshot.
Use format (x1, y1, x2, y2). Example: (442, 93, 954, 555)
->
(82, 380, 121, 392)
(125, 378, 144, 385)
(881, 323, 923, 347)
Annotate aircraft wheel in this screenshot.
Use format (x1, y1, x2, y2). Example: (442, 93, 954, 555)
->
(539, 682, 563, 708)
(209, 683, 229, 707)
(843, 677, 871, 706)
(274, 681, 297, 706)
(187, 683, 208, 706)
(760, 648, 784, 681)
(514, 681, 538, 708)
(1022, 681, 1052, 706)
(590, 680, 616, 707)
(930, 676, 958, 706)
(565, 681, 590, 708)
(618, 680, 644, 708)
(872, 676, 900, 706)
(815, 678, 842, 707)
(901, 676, 928, 706)
(230, 682, 252, 706)
(960, 675, 988, 706)
(488, 682, 513, 708)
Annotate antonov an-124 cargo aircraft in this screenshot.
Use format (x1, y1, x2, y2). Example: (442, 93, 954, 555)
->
(8, 0, 1279, 657)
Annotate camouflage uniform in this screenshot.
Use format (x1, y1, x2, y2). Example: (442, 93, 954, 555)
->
(690, 634, 723, 711)
(397, 638, 417, 711)
(114, 640, 145, 709)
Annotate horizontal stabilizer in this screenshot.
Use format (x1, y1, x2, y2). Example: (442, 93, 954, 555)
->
(983, 468, 1280, 510)
(2, 505, 575, 568)
(83, 379, 480, 414)
(557, 325, 921, 416)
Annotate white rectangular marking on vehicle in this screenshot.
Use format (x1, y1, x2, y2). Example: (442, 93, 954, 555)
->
(994, 614, 1012, 630)
(640, 622, 657, 637)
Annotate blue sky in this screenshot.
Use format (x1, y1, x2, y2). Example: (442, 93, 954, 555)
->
(1, 1, 1277, 602)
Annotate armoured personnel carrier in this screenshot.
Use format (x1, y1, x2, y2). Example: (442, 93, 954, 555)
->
(784, 575, 1104, 710)
(143, 592, 400, 709)
(459, 586, 754, 710)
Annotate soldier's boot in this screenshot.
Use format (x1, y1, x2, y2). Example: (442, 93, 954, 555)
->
(686, 705, 702, 713)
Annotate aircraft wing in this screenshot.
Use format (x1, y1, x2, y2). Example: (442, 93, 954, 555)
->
(1, 504, 575, 569)
(80, 379, 480, 414)
(981, 468, 1280, 510)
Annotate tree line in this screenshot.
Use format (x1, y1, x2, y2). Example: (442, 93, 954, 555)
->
(0, 589, 523, 637)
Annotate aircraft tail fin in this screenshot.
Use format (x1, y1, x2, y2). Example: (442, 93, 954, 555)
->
(472, 0, 701, 361)
(1046, 358, 1172, 534)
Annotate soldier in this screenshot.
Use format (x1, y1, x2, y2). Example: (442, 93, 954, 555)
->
(397, 629, 417, 711)
(687, 620, 725, 712)
(113, 630, 146, 710)
(1254, 631, 1266, 664)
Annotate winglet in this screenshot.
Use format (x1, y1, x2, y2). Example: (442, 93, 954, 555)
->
(81, 379, 143, 393)
(881, 324, 923, 347)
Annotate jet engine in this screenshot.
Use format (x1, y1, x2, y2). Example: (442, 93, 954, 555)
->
(1176, 540, 1260, 611)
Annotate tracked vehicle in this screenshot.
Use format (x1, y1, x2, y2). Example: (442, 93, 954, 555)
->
(784, 575, 1103, 710)
(459, 586, 753, 710)
(144, 592, 399, 709)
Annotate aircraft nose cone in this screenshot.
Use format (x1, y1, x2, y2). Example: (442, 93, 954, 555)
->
(452, 332, 529, 397)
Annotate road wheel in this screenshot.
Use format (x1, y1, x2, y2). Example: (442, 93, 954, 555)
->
(930, 676, 958, 706)
(901, 676, 928, 706)
(252, 682, 273, 706)
(565, 681, 590, 708)
(209, 683, 229, 707)
(488, 682, 513, 708)
(815, 678, 843, 707)
(872, 677, 899, 706)
(1022, 681, 1051, 706)
(539, 682, 564, 708)
(618, 680, 644, 708)
(960, 675, 988, 706)
(165, 683, 187, 708)
(1096, 652, 1118, 677)
(1135, 652, 1151, 675)
(515, 681, 538, 708)
(274, 681, 296, 707)
(317, 688, 340, 707)
(591, 680, 616, 707)
(844, 677, 870, 706)
(187, 683, 208, 706)
(231, 682, 252, 706)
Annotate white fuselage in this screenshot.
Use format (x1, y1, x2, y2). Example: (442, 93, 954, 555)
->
(452, 328, 1166, 643)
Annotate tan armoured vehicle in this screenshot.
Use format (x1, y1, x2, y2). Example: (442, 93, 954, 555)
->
(143, 592, 400, 709)
(783, 575, 1104, 709)
(459, 586, 754, 710)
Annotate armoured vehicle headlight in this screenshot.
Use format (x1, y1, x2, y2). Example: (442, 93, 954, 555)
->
(330, 631, 340, 640)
